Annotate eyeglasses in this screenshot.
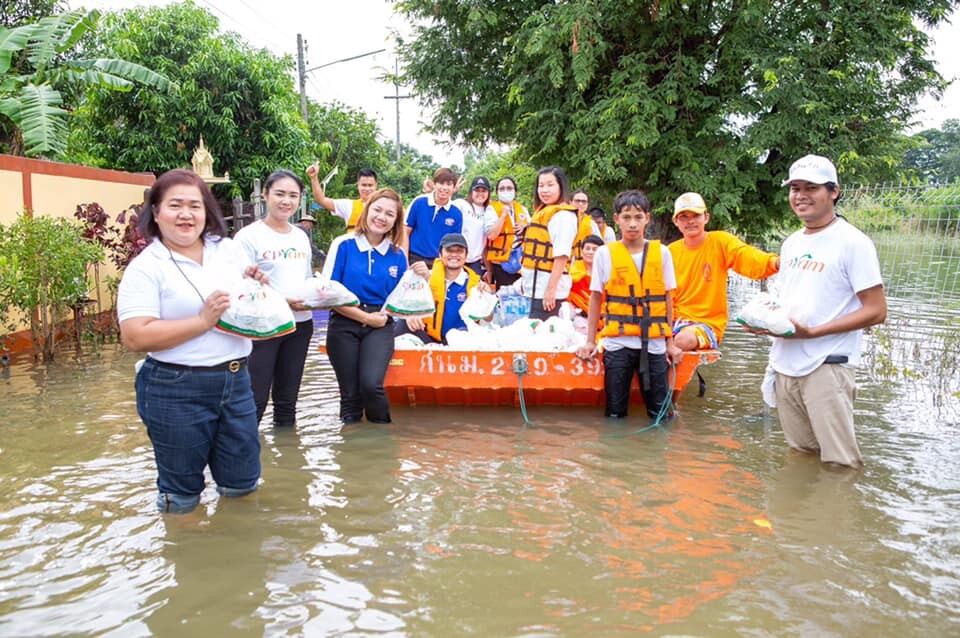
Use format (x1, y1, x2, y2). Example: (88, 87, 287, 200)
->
(572, 198, 589, 204)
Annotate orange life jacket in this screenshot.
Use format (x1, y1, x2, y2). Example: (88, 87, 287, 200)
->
(346, 199, 364, 231)
(599, 240, 672, 340)
(520, 204, 577, 273)
(572, 213, 594, 261)
(487, 201, 528, 263)
(568, 260, 592, 314)
(424, 260, 481, 343)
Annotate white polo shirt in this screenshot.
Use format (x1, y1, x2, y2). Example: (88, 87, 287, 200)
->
(117, 237, 252, 365)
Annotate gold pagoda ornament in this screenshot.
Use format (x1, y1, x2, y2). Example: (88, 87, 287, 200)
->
(191, 136, 230, 184)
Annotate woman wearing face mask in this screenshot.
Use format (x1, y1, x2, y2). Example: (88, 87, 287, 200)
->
(485, 176, 531, 287)
(520, 166, 579, 320)
(234, 169, 313, 428)
(322, 189, 408, 424)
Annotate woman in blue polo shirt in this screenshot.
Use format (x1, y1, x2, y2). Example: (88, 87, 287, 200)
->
(322, 188, 408, 424)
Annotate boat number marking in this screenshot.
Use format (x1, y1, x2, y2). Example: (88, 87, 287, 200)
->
(417, 353, 601, 377)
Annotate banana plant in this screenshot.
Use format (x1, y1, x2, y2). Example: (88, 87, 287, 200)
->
(0, 9, 175, 157)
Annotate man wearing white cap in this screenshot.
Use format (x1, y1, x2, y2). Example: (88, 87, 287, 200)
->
(669, 192, 779, 351)
(767, 154, 887, 468)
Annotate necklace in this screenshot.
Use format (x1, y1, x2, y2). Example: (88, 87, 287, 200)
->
(805, 215, 838, 231)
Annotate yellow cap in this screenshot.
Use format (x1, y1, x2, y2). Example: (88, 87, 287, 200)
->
(673, 192, 707, 220)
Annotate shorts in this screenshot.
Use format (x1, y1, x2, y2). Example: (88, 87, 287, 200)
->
(672, 319, 718, 349)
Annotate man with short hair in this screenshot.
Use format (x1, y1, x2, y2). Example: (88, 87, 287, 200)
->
(588, 207, 616, 243)
(669, 191, 780, 351)
(294, 213, 325, 268)
(404, 167, 463, 267)
(767, 154, 887, 468)
(400, 233, 491, 344)
(306, 166, 379, 231)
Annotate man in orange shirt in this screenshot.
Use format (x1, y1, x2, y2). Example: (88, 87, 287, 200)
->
(669, 192, 779, 351)
(568, 234, 604, 315)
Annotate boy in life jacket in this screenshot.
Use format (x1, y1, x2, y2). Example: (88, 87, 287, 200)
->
(397, 233, 492, 344)
(576, 190, 683, 419)
(306, 165, 379, 232)
(568, 234, 604, 316)
(669, 192, 779, 350)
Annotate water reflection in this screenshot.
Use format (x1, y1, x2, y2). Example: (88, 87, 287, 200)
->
(0, 292, 959, 635)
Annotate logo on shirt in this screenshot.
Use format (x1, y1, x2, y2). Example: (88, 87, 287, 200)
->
(456, 291, 467, 302)
(388, 265, 399, 278)
(261, 248, 308, 261)
(702, 263, 713, 283)
(444, 217, 456, 226)
(784, 253, 825, 273)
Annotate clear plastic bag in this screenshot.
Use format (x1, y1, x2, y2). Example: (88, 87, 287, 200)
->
(216, 280, 296, 340)
(298, 274, 359, 309)
(459, 288, 499, 323)
(383, 269, 436, 319)
(734, 292, 796, 337)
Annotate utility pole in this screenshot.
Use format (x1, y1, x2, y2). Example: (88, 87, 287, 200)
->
(384, 57, 412, 162)
(297, 33, 308, 121)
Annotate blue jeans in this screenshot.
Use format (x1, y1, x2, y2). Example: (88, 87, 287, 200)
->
(136, 357, 261, 514)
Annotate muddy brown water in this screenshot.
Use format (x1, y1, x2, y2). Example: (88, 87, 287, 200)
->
(1, 283, 958, 636)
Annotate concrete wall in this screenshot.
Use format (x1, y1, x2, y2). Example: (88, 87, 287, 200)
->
(0, 155, 155, 352)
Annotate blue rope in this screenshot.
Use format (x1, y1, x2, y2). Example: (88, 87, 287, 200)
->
(513, 354, 534, 427)
(603, 361, 678, 438)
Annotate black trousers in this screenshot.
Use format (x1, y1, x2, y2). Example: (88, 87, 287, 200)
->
(602, 346, 669, 419)
(528, 298, 561, 321)
(489, 263, 520, 288)
(325, 311, 395, 424)
(248, 319, 314, 427)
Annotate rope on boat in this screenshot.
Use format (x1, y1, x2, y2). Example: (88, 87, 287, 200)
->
(512, 353, 534, 427)
(604, 360, 678, 437)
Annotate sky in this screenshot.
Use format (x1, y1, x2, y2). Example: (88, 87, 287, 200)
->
(69, 0, 959, 166)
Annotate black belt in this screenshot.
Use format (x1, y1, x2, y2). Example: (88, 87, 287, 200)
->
(357, 303, 383, 312)
(824, 354, 849, 364)
(149, 356, 247, 373)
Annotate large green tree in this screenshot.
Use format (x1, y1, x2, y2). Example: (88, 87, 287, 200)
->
(0, 9, 172, 157)
(903, 119, 960, 183)
(395, 0, 952, 234)
(65, 1, 311, 194)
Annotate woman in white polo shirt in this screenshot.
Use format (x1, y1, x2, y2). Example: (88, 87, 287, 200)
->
(117, 169, 264, 514)
(235, 170, 313, 428)
(322, 189, 408, 424)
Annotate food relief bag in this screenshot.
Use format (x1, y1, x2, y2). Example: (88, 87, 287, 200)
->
(297, 274, 359, 309)
(458, 288, 499, 323)
(383, 269, 436, 319)
(734, 292, 796, 337)
(216, 280, 296, 340)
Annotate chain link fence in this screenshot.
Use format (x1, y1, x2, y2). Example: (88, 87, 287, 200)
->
(839, 183, 960, 302)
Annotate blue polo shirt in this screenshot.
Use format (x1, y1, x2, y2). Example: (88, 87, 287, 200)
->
(440, 272, 470, 342)
(405, 193, 463, 259)
(323, 233, 407, 305)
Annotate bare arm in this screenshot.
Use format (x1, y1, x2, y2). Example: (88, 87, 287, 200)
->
(789, 285, 886, 339)
(306, 163, 337, 212)
(120, 290, 230, 352)
(665, 291, 683, 364)
(402, 226, 412, 258)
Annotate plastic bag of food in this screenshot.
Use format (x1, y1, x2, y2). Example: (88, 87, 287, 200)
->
(216, 280, 296, 340)
(383, 269, 436, 319)
(298, 274, 359, 309)
(459, 288, 499, 323)
(734, 292, 796, 337)
(495, 288, 531, 327)
(394, 333, 425, 350)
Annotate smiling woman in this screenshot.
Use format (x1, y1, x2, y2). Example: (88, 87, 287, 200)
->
(117, 169, 265, 514)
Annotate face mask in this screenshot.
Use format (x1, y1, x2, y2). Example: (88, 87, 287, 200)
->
(498, 190, 515, 203)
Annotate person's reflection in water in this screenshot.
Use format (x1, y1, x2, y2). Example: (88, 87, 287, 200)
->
(144, 426, 320, 635)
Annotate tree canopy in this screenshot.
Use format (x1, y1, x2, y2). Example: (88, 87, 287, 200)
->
(395, 0, 953, 233)
(65, 1, 312, 194)
(903, 119, 960, 183)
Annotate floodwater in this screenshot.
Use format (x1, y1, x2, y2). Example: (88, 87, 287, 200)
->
(1, 285, 958, 636)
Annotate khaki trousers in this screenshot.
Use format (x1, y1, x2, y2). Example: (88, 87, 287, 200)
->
(775, 364, 863, 468)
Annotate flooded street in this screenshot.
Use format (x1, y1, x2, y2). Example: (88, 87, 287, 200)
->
(1, 285, 959, 636)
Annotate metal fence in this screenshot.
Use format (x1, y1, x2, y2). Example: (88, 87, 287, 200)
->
(838, 183, 960, 302)
(226, 178, 312, 235)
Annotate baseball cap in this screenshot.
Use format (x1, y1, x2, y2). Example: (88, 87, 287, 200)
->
(782, 154, 838, 186)
(673, 192, 707, 220)
(470, 176, 491, 191)
(439, 232, 468, 250)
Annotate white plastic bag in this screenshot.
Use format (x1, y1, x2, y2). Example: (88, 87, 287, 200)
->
(394, 333, 425, 350)
(459, 288, 499, 323)
(734, 292, 796, 337)
(217, 280, 296, 340)
(298, 274, 359, 309)
(383, 269, 436, 319)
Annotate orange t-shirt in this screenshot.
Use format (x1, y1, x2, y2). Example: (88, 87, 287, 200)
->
(669, 231, 778, 343)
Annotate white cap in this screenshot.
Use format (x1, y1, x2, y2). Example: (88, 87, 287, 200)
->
(673, 192, 707, 220)
(782, 154, 838, 186)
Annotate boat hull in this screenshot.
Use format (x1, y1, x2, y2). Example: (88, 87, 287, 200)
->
(320, 346, 721, 407)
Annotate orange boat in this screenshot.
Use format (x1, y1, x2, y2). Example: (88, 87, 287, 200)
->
(319, 346, 721, 407)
